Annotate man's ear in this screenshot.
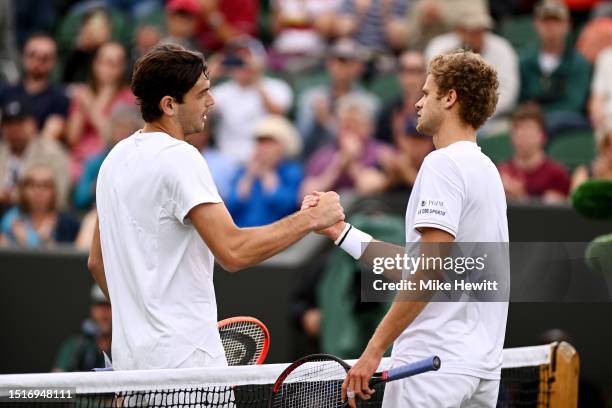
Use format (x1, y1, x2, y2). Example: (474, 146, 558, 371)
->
(159, 96, 176, 117)
(443, 89, 458, 110)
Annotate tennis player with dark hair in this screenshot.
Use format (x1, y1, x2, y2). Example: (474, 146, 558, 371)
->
(303, 50, 509, 406)
(88, 44, 344, 370)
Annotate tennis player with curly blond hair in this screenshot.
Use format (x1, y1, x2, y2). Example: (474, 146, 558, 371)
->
(303, 50, 509, 407)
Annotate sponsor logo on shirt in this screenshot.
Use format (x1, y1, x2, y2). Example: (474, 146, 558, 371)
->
(417, 199, 446, 216)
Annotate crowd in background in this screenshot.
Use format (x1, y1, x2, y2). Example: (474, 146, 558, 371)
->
(0, 0, 611, 250)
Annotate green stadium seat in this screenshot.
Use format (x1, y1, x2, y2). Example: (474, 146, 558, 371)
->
(290, 70, 329, 97)
(478, 133, 513, 164)
(498, 16, 537, 52)
(368, 74, 401, 104)
(547, 130, 596, 171)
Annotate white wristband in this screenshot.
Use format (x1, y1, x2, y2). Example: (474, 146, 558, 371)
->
(334, 222, 352, 245)
(338, 226, 373, 260)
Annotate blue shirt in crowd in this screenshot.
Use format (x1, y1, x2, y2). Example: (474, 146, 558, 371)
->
(226, 161, 303, 227)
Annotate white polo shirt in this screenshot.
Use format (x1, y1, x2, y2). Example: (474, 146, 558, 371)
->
(96, 131, 225, 370)
(390, 140, 509, 379)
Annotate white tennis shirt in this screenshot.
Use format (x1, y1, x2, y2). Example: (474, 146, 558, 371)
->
(391, 140, 509, 379)
(96, 131, 225, 370)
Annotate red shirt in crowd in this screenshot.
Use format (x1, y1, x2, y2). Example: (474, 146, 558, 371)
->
(197, 0, 259, 51)
(498, 157, 571, 197)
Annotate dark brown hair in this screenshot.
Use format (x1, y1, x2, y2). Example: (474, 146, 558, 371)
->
(429, 50, 499, 129)
(88, 41, 128, 94)
(131, 44, 207, 123)
(511, 102, 546, 134)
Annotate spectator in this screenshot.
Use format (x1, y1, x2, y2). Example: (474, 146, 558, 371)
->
(519, 1, 591, 135)
(0, 0, 19, 85)
(375, 49, 426, 144)
(589, 46, 612, 129)
(425, 1, 519, 135)
(269, 0, 340, 71)
(571, 117, 612, 190)
(212, 37, 293, 163)
(160, 0, 201, 51)
(0, 165, 80, 247)
(300, 94, 391, 196)
(52, 284, 111, 372)
(498, 103, 570, 204)
(131, 24, 163, 68)
(73, 104, 143, 210)
(62, 7, 114, 84)
(66, 41, 135, 183)
(226, 115, 303, 227)
(408, 0, 478, 51)
(335, 0, 410, 53)
(196, 0, 259, 52)
(0, 34, 70, 140)
(576, 16, 612, 64)
(0, 98, 70, 214)
(380, 117, 434, 190)
(296, 38, 380, 158)
(186, 124, 237, 200)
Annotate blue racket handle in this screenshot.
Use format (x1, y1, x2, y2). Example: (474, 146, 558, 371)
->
(381, 356, 441, 382)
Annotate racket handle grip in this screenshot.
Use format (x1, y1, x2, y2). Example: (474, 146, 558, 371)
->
(372, 356, 441, 385)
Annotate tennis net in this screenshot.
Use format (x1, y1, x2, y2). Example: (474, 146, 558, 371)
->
(0, 342, 578, 407)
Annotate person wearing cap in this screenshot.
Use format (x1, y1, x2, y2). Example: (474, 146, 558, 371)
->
(0, 98, 70, 215)
(425, 0, 518, 135)
(380, 117, 434, 190)
(498, 103, 570, 204)
(160, 0, 201, 51)
(212, 37, 293, 163)
(226, 115, 303, 227)
(571, 117, 612, 191)
(296, 38, 380, 158)
(52, 284, 111, 372)
(519, 0, 591, 136)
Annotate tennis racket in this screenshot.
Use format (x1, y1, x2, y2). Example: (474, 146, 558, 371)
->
(218, 316, 270, 365)
(268, 353, 440, 408)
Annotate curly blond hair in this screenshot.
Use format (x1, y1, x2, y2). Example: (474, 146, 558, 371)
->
(429, 50, 499, 130)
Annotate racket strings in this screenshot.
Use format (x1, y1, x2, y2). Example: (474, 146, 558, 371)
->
(272, 359, 348, 408)
(220, 321, 266, 365)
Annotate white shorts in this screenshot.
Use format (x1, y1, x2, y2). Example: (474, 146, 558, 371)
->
(381, 372, 499, 408)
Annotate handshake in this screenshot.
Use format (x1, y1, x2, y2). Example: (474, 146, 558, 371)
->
(301, 191, 347, 241)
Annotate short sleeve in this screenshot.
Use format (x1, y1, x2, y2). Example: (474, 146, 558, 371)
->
(412, 152, 464, 237)
(165, 145, 223, 224)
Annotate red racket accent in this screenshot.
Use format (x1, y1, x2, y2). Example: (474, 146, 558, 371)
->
(217, 316, 270, 365)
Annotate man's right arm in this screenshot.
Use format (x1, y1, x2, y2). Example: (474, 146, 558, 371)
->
(188, 192, 344, 272)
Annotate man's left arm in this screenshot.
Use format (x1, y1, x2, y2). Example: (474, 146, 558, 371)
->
(87, 218, 109, 302)
(341, 227, 454, 407)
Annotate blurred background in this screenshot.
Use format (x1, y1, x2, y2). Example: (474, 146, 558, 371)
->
(1, 0, 612, 406)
